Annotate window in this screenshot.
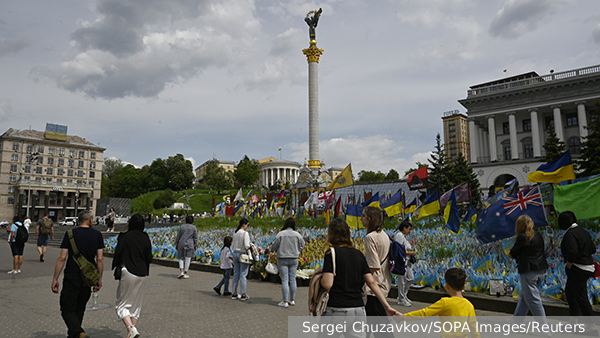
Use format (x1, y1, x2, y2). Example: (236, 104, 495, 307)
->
(568, 137, 581, 154)
(11, 154, 18, 161)
(67, 179, 73, 185)
(48, 147, 55, 155)
(90, 162, 96, 169)
(77, 180, 83, 185)
(10, 164, 17, 172)
(36, 166, 42, 174)
(8, 197, 14, 204)
(58, 158, 64, 166)
(58, 148, 65, 156)
(545, 116, 554, 130)
(47, 167, 53, 175)
(90, 181, 95, 188)
(504, 146, 511, 160)
(524, 144, 534, 158)
(26, 144, 33, 153)
(78, 160, 84, 168)
(47, 158, 54, 165)
(69, 149, 75, 157)
(503, 122, 510, 134)
(56, 178, 63, 184)
(35, 177, 41, 182)
(67, 169, 74, 176)
(46, 178, 52, 183)
(9, 175, 17, 183)
(79, 151, 85, 158)
(24, 165, 31, 173)
(77, 170, 84, 177)
(68, 159, 74, 167)
(8, 186, 15, 193)
(89, 171, 95, 178)
(566, 113, 578, 127)
(38, 146, 44, 153)
(90, 152, 96, 159)
(12, 143, 19, 151)
(57, 168, 64, 176)
(37, 156, 43, 164)
(523, 119, 531, 132)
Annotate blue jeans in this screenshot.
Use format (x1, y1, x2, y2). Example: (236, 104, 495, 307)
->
(216, 268, 231, 293)
(320, 306, 367, 338)
(232, 252, 249, 295)
(514, 269, 547, 324)
(278, 258, 298, 302)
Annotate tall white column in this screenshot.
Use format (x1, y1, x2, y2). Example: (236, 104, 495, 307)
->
(529, 108, 542, 157)
(552, 105, 564, 142)
(488, 115, 498, 162)
(508, 112, 519, 160)
(303, 44, 324, 169)
(468, 118, 478, 163)
(477, 124, 485, 161)
(576, 101, 588, 139)
(483, 129, 490, 159)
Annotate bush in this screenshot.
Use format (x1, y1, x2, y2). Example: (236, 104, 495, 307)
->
(153, 189, 176, 209)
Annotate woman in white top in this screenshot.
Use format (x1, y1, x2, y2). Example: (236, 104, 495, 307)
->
(231, 218, 251, 301)
(393, 220, 417, 307)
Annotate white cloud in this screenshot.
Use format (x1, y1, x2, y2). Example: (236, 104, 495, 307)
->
(0, 35, 31, 58)
(488, 0, 573, 39)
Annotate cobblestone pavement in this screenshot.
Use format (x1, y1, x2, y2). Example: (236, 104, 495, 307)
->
(1, 229, 509, 338)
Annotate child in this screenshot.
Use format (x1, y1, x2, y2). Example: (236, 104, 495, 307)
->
(403, 268, 479, 337)
(214, 236, 233, 296)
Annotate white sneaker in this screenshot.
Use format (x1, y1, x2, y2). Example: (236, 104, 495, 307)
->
(289, 300, 296, 306)
(7, 270, 16, 274)
(397, 299, 411, 307)
(278, 301, 289, 308)
(128, 325, 140, 338)
(182, 274, 190, 279)
(16, 270, 21, 274)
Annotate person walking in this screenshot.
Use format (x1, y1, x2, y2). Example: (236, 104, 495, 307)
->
(107, 208, 116, 232)
(231, 218, 251, 301)
(35, 213, 54, 262)
(112, 214, 152, 338)
(213, 235, 233, 296)
(175, 215, 198, 279)
(393, 220, 417, 307)
(508, 215, 548, 323)
(271, 217, 305, 308)
(7, 216, 26, 274)
(51, 210, 104, 338)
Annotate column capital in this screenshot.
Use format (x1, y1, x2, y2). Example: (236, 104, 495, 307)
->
(551, 104, 562, 110)
(467, 117, 477, 122)
(528, 107, 539, 113)
(506, 111, 517, 116)
(302, 45, 324, 63)
(487, 114, 496, 119)
(574, 101, 587, 106)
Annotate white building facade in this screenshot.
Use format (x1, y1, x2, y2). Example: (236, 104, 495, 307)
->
(458, 64, 600, 190)
(258, 158, 301, 188)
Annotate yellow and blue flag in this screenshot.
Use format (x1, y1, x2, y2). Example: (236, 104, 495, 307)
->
(443, 189, 461, 233)
(405, 198, 417, 214)
(462, 205, 477, 224)
(361, 192, 380, 209)
(345, 204, 364, 229)
(381, 190, 402, 216)
(327, 164, 354, 190)
(417, 190, 440, 220)
(527, 150, 576, 183)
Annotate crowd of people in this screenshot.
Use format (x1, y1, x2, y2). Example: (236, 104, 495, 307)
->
(5, 208, 599, 337)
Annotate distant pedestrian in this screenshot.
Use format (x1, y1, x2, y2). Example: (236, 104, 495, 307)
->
(113, 214, 152, 338)
(7, 216, 26, 274)
(271, 217, 305, 308)
(175, 215, 197, 279)
(52, 210, 104, 338)
(214, 235, 233, 296)
(23, 216, 31, 232)
(35, 213, 54, 262)
(231, 218, 252, 301)
(394, 220, 417, 307)
(107, 208, 116, 233)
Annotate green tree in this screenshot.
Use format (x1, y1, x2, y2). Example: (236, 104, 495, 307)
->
(102, 158, 124, 179)
(428, 133, 452, 194)
(357, 170, 386, 182)
(385, 169, 399, 181)
(203, 159, 233, 193)
(234, 155, 260, 187)
(541, 124, 566, 163)
(404, 162, 428, 177)
(134, 194, 154, 214)
(110, 164, 145, 198)
(145, 159, 168, 191)
(448, 152, 482, 209)
(578, 102, 600, 177)
(153, 189, 176, 209)
(165, 154, 194, 191)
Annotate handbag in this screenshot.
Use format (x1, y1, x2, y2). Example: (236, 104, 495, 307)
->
(594, 261, 600, 279)
(265, 253, 278, 275)
(239, 253, 252, 264)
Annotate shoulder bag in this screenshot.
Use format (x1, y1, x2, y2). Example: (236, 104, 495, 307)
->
(68, 230, 100, 287)
(265, 252, 279, 275)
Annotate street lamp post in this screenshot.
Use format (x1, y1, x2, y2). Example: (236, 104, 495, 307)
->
(26, 152, 40, 218)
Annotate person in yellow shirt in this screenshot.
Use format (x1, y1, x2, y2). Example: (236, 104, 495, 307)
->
(403, 268, 479, 338)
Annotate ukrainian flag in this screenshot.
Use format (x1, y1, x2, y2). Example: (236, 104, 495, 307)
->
(417, 190, 440, 220)
(443, 189, 460, 233)
(527, 150, 576, 183)
(405, 198, 417, 214)
(345, 204, 364, 229)
(381, 190, 402, 216)
(361, 192, 380, 209)
(462, 205, 477, 224)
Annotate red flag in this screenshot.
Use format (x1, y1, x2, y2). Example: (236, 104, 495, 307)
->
(407, 167, 428, 190)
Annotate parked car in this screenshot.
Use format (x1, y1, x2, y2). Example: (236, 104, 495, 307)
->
(59, 217, 77, 226)
(0, 221, 9, 228)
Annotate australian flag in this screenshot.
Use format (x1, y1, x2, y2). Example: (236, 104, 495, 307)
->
(476, 186, 547, 244)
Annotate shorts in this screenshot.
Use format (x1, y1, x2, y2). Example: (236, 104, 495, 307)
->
(37, 234, 50, 246)
(10, 241, 25, 256)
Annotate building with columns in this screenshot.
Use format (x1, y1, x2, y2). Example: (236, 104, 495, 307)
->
(0, 125, 105, 223)
(258, 157, 301, 188)
(458, 64, 600, 190)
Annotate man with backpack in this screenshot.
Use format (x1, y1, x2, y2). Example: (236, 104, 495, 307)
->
(8, 216, 28, 274)
(35, 213, 54, 262)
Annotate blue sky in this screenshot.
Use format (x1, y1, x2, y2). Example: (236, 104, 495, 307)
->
(1, 0, 599, 175)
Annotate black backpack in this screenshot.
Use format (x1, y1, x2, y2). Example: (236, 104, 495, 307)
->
(15, 224, 29, 244)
